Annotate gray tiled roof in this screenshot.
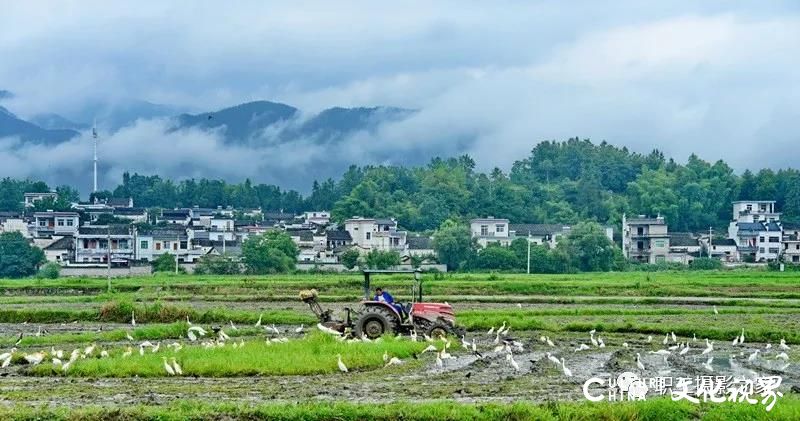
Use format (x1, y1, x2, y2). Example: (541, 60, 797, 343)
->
(407, 236, 433, 250)
(669, 232, 699, 247)
(509, 224, 569, 236)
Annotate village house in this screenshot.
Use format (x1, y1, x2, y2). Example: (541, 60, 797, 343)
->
(703, 237, 739, 262)
(159, 209, 192, 225)
(33, 211, 80, 238)
(74, 225, 135, 265)
(469, 217, 511, 247)
(42, 236, 73, 264)
(344, 217, 407, 253)
(622, 214, 669, 263)
(667, 232, 701, 264)
(303, 211, 331, 226)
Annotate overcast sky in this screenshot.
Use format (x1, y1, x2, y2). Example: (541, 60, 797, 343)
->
(1, 1, 799, 191)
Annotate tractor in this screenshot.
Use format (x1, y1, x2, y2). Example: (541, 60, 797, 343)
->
(300, 269, 458, 339)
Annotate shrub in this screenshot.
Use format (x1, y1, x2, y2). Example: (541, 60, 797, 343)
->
(689, 257, 723, 270)
(36, 262, 61, 279)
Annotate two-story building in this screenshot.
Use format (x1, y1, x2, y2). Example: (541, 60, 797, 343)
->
(469, 217, 511, 247)
(667, 232, 701, 264)
(303, 211, 331, 226)
(344, 217, 407, 253)
(74, 225, 135, 265)
(33, 211, 80, 238)
(728, 221, 783, 262)
(159, 209, 192, 225)
(209, 217, 236, 242)
(622, 214, 670, 263)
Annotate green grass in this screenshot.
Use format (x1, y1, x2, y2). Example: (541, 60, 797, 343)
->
(0, 300, 315, 325)
(28, 332, 429, 377)
(1, 271, 799, 299)
(2, 396, 800, 420)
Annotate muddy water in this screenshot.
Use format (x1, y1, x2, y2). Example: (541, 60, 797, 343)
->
(1, 329, 796, 408)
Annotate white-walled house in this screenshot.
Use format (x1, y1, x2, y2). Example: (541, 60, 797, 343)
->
(728, 221, 783, 262)
(731, 200, 780, 223)
(74, 225, 134, 265)
(33, 212, 80, 237)
(622, 214, 670, 263)
(303, 211, 331, 226)
(209, 217, 235, 242)
(469, 217, 511, 247)
(344, 217, 407, 252)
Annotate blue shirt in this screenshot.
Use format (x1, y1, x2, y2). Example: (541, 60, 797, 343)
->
(374, 291, 394, 303)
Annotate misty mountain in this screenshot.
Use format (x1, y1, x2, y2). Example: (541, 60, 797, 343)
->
(63, 98, 188, 132)
(174, 101, 299, 143)
(0, 90, 12, 100)
(30, 113, 90, 131)
(0, 106, 79, 144)
(173, 100, 415, 145)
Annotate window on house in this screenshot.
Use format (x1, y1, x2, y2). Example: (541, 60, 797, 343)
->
(66, 219, 74, 226)
(759, 236, 765, 243)
(796, 244, 799, 250)
(769, 248, 779, 254)
(38, 220, 46, 226)
(155, 243, 161, 251)
(746, 204, 752, 211)
(637, 241, 644, 250)
(496, 225, 505, 233)
(794, 256, 799, 263)
(759, 247, 765, 253)
(173, 243, 178, 250)
(180, 241, 187, 249)
(655, 255, 665, 262)
(654, 240, 665, 248)
(637, 227, 644, 235)
(366, 232, 371, 240)
(769, 236, 779, 243)
(57, 219, 64, 226)
(480, 225, 488, 236)
(140, 241, 149, 249)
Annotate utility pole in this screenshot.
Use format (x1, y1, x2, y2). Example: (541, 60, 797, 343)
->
(175, 236, 180, 274)
(106, 226, 111, 292)
(526, 233, 532, 274)
(708, 226, 713, 258)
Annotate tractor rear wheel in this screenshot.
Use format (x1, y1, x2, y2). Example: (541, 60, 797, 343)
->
(354, 307, 399, 339)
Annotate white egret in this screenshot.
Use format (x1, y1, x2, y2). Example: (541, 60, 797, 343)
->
(24, 352, 45, 365)
(732, 336, 739, 346)
(421, 344, 437, 354)
(0, 348, 15, 361)
(623, 342, 629, 348)
(765, 343, 772, 350)
(748, 350, 759, 362)
(636, 353, 645, 371)
(383, 351, 389, 363)
(779, 339, 790, 351)
(126, 331, 134, 341)
(493, 332, 501, 345)
(560, 358, 572, 377)
(269, 324, 281, 335)
(776, 352, 789, 361)
(647, 336, 653, 343)
(317, 323, 341, 336)
(739, 329, 745, 345)
(598, 338, 605, 348)
(680, 345, 690, 356)
(546, 352, 560, 365)
(162, 357, 175, 375)
(507, 354, 520, 371)
(83, 344, 96, 357)
(487, 326, 495, 335)
(100, 350, 109, 358)
(702, 356, 714, 372)
(590, 331, 598, 347)
(650, 349, 671, 356)
(295, 324, 304, 333)
(188, 326, 208, 336)
(229, 321, 238, 331)
(255, 313, 262, 327)
(546, 337, 555, 347)
(171, 357, 183, 375)
(61, 360, 72, 373)
(151, 342, 161, 353)
(701, 340, 713, 355)
(337, 354, 348, 373)
(410, 330, 418, 342)
(662, 333, 669, 345)
(187, 330, 197, 342)
(186, 315, 192, 326)
(435, 352, 443, 368)
(713, 305, 719, 315)
(52, 357, 62, 366)
(693, 333, 697, 342)
(122, 347, 133, 358)
(574, 344, 590, 352)
(385, 357, 403, 367)
(131, 310, 136, 326)
(671, 332, 677, 342)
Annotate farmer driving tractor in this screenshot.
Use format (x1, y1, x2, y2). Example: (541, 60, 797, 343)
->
(374, 287, 406, 318)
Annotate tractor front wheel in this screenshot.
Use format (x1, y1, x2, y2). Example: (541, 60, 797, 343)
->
(354, 307, 399, 339)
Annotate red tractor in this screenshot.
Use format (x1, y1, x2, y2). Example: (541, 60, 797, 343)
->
(300, 269, 458, 339)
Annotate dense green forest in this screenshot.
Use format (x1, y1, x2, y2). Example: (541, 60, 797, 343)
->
(2, 138, 799, 232)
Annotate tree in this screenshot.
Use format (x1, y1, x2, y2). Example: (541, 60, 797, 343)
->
(37, 262, 61, 279)
(152, 253, 177, 273)
(690, 257, 722, 270)
(432, 220, 475, 271)
(559, 222, 618, 272)
(364, 250, 401, 270)
(0, 232, 45, 278)
(473, 244, 519, 271)
(241, 231, 299, 274)
(339, 248, 361, 270)
(194, 254, 240, 275)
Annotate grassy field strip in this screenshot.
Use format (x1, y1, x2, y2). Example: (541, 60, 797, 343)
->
(1, 272, 799, 299)
(0, 323, 275, 348)
(459, 311, 800, 343)
(1, 397, 799, 420)
(28, 333, 428, 377)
